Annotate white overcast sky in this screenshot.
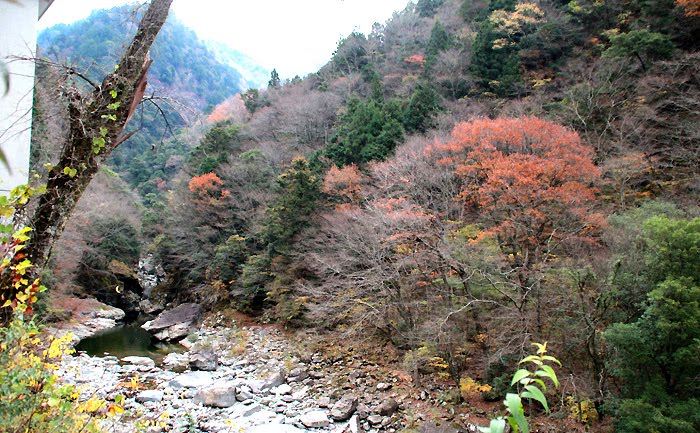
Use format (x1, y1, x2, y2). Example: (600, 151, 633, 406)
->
(39, 0, 412, 79)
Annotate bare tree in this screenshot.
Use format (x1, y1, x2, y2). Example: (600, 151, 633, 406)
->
(22, 0, 174, 279)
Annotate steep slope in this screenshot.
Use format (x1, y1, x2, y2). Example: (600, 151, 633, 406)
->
(38, 5, 254, 109)
(37, 5, 264, 183)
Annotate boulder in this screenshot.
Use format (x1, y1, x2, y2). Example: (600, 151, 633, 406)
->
(417, 421, 469, 433)
(247, 424, 307, 433)
(376, 382, 392, 391)
(139, 299, 164, 315)
(162, 352, 189, 370)
(142, 303, 202, 341)
(262, 369, 287, 389)
(169, 371, 214, 389)
(236, 386, 254, 401)
(194, 383, 237, 408)
(330, 395, 358, 421)
(272, 384, 293, 395)
(288, 367, 309, 382)
(135, 389, 164, 403)
(376, 398, 399, 416)
(367, 415, 384, 425)
(300, 410, 331, 428)
(189, 350, 218, 371)
(121, 356, 155, 370)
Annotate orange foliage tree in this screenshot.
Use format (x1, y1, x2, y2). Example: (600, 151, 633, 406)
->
(433, 117, 603, 264)
(431, 117, 603, 324)
(322, 164, 364, 205)
(188, 172, 231, 205)
(677, 0, 700, 16)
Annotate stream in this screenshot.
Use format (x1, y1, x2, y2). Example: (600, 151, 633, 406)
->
(75, 319, 184, 361)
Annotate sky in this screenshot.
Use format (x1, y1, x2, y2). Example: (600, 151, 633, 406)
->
(39, 0, 412, 79)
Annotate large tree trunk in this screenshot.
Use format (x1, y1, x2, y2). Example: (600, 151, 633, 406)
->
(26, 0, 174, 279)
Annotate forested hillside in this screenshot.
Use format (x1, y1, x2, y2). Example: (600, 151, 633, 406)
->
(31, 0, 700, 431)
(36, 5, 267, 187)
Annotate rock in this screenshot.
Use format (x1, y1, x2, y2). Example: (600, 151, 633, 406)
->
(247, 424, 308, 433)
(227, 402, 264, 418)
(236, 386, 254, 401)
(121, 356, 155, 369)
(162, 352, 189, 370)
(180, 337, 196, 350)
(288, 367, 309, 382)
(417, 421, 468, 433)
(309, 370, 324, 379)
(273, 384, 293, 395)
(300, 410, 331, 428)
(189, 350, 218, 371)
(331, 395, 359, 421)
(194, 383, 237, 408)
(376, 398, 399, 416)
(94, 306, 126, 321)
(356, 403, 370, 419)
(169, 371, 214, 389)
(246, 379, 266, 394)
(135, 390, 164, 403)
(142, 303, 202, 341)
(338, 415, 362, 433)
(318, 396, 332, 408)
(139, 299, 164, 315)
(367, 415, 384, 425)
(376, 382, 392, 391)
(262, 369, 287, 389)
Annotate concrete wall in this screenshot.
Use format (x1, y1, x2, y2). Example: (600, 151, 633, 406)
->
(0, 0, 40, 195)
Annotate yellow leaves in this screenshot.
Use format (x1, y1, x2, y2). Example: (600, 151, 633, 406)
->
(565, 396, 599, 424)
(44, 334, 72, 359)
(489, 2, 545, 49)
(79, 397, 104, 413)
(106, 402, 125, 417)
(394, 244, 413, 255)
(12, 226, 32, 242)
(62, 166, 78, 178)
(13, 259, 32, 276)
(460, 377, 493, 394)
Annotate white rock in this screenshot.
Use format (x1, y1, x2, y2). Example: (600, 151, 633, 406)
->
(135, 390, 164, 403)
(194, 383, 237, 408)
(246, 424, 307, 433)
(273, 384, 293, 395)
(122, 356, 156, 368)
(300, 410, 331, 428)
(169, 371, 215, 389)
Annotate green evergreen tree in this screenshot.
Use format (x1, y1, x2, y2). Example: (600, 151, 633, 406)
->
(325, 97, 404, 166)
(416, 0, 445, 17)
(604, 29, 675, 72)
(261, 157, 321, 256)
(403, 82, 442, 133)
(188, 121, 241, 174)
(470, 19, 522, 96)
(268, 68, 281, 88)
(605, 216, 700, 433)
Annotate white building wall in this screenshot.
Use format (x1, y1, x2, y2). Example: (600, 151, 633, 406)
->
(0, 0, 41, 195)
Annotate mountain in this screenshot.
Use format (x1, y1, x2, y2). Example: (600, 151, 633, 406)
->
(37, 5, 265, 183)
(38, 6, 258, 110)
(206, 41, 270, 90)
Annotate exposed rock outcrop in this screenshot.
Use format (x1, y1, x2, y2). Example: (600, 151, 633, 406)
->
(142, 303, 202, 341)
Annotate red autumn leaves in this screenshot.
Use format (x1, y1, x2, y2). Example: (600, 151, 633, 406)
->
(431, 116, 603, 258)
(188, 172, 230, 205)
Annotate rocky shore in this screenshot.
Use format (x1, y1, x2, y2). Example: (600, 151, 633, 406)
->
(58, 314, 482, 433)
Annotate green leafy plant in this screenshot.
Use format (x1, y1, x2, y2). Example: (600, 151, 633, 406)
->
(480, 342, 561, 433)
